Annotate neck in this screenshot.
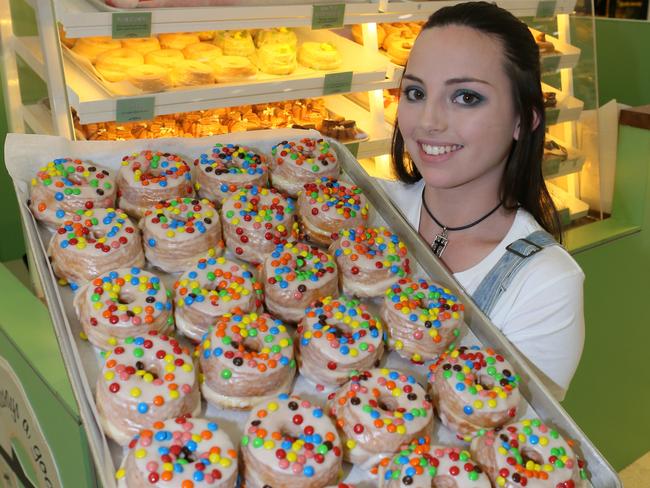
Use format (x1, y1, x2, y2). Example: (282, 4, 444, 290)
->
(422, 184, 503, 230)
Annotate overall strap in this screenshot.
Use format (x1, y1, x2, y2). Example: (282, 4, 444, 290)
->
(472, 230, 559, 317)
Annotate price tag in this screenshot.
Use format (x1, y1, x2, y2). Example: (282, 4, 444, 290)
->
(116, 97, 155, 122)
(323, 71, 353, 95)
(546, 107, 560, 125)
(542, 158, 561, 177)
(112, 12, 152, 39)
(312, 4, 346, 30)
(345, 142, 360, 158)
(541, 54, 561, 73)
(536, 0, 556, 18)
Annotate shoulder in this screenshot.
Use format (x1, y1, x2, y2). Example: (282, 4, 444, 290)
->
(375, 178, 424, 228)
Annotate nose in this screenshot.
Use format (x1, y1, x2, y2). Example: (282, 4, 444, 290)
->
(420, 98, 447, 133)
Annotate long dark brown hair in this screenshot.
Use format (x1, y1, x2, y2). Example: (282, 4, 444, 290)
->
(391, 1, 562, 241)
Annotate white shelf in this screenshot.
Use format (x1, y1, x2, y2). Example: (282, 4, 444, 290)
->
(50, 0, 579, 38)
(15, 34, 396, 124)
(542, 134, 585, 179)
(22, 103, 55, 135)
(547, 180, 589, 222)
(542, 82, 583, 124)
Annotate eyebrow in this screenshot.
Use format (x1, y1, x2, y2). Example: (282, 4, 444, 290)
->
(403, 73, 492, 86)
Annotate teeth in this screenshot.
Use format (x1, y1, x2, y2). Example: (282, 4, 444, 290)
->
(421, 143, 462, 156)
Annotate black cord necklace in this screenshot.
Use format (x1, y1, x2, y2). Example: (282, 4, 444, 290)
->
(421, 187, 503, 257)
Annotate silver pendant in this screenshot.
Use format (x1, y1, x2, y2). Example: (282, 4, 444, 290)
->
(431, 227, 448, 257)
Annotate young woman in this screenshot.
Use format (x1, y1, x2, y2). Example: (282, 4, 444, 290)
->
(383, 1, 584, 400)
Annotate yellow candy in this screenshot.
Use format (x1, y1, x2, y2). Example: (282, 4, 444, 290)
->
(130, 387, 141, 398)
(135, 449, 147, 459)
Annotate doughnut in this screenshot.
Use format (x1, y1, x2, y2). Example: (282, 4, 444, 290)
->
(297, 177, 369, 247)
(376, 437, 491, 487)
(326, 368, 434, 467)
(241, 394, 342, 488)
(262, 241, 339, 324)
(329, 226, 410, 298)
(29, 157, 116, 228)
(381, 278, 464, 362)
(428, 346, 521, 440)
(213, 55, 257, 83)
(96, 331, 201, 445)
(470, 419, 588, 488)
(194, 143, 269, 204)
(536, 32, 555, 54)
(141, 197, 223, 273)
(121, 37, 161, 55)
(73, 267, 173, 350)
(297, 295, 384, 387)
(173, 252, 263, 342)
(219, 30, 255, 58)
(298, 42, 343, 70)
(270, 138, 340, 197)
(72, 36, 121, 63)
(381, 24, 412, 46)
(253, 27, 298, 48)
(126, 64, 172, 92)
(172, 59, 215, 86)
(182, 42, 223, 63)
(197, 31, 216, 42)
(95, 48, 144, 82)
(48, 208, 144, 288)
(116, 150, 194, 220)
(384, 31, 416, 66)
(220, 185, 297, 264)
(116, 416, 238, 487)
(144, 49, 185, 70)
(253, 43, 297, 75)
(199, 312, 296, 409)
(351, 23, 386, 48)
(158, 33, 201, 51)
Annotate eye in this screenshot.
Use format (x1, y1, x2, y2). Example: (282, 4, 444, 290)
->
(402, 86, 425, 102)
(452, 89, 484, 106)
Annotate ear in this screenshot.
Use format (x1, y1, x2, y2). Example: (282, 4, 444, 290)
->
(513, 109, 541, 141)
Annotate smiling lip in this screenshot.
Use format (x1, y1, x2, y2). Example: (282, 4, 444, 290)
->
(417, 141, 464, 162)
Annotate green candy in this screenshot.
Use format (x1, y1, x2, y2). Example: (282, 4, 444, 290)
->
(133, 348, 144, 358)
(221, 369, 232, 379)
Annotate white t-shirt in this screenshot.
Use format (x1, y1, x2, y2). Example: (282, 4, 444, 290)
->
(379, 179, 585, 400)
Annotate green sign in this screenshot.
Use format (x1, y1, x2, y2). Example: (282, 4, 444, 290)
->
(116, 97, 155, 122)
(312, 4, 346, 30)
(541, 54, 561, 73)
(323, 71, 353, 95)
(536, 0, 557, 18)
(345, 142, 359, 158)
(546, 107, 560, 125)
(112, 12, 152, 39)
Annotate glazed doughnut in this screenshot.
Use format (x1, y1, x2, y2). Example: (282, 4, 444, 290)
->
(241, 394, 342, 488)
(329, 226, 411, 298)
(219, 30, 255, 58)
(262, 241, 339, 324)
(253, 27, 298, 48)
(199, 312, 296, 409)
(380, 24, 411, 46)
(116, 416, 238, 487)
(121, 37, 161, 55)
(220, 185, 297, 264)
(297, 295, 384, 387)
(96, 331, 201, 445)
(72, 36, 121, 63)
(327, 368, 434, 467)
(126, 64, 172, 92)
(197, 31, 216, 42)
(194, 143, 269, 204)
(213, 55, 257, 83)
(95, 48, 144, 82)
(429, 346, 521, 440)
(381, 278, 464, 362)
(141, 197, 223, 273)
(173, 252, 264, 342)
(73, 267, 173, 350)
(351, 23, 386, 48)
(172, 59, 215, 86)
(144, 49, 185, 69)
(29, 158, 116, 228)
(471, 419, 588, 488)
(298, 42, 343, 70)
(384, 31, 416, 66)
(158, 33, 201, 51)
(116, 150, 194, 220)
(298, 177, 369, 246)
(253, 42, 297, 75)
(377, 437, 491, 487)
(270, 138, 340, 197)
(182, 42, 223, 63)
(48, 208, 144, 288)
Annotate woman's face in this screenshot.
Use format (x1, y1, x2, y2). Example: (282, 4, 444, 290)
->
(397, 25, 519, 192)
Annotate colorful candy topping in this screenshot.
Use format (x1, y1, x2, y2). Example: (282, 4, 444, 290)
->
(301, 177, 368, 223)
(201, 312, 296, 377)
(55, 208, 136, 253)
(271, 138, 337, 172)
(241, 394, 342, 477)
(115, 416, 238, 486)
(376, 436, 490, 486)
(121, 150, 192, 187)
(195, 143, 267, 193)
(143, 197, 218, 243)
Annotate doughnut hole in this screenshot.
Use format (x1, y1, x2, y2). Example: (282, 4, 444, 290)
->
(326, 321, 354, 341)
(67, 173, 88, 186)
(521, 446, 544, 466)
(475, 373, 495, 391)
(117, 291, 136, 305)
(134, 360, 161, 381)
(91, 229, 106, 240)
(376, 394, 399, 413)
(242, 337, 261, 354)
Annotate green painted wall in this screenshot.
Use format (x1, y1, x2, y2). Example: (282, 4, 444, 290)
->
(595, 17, 650, 106)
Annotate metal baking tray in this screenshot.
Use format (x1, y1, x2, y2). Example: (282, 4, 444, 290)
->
(5, 129, 620, 487)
